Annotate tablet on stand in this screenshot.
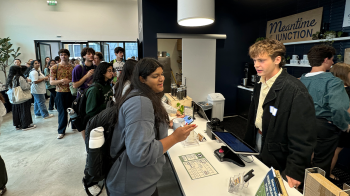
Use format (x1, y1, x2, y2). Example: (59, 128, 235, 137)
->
(211, 131, 259, 167)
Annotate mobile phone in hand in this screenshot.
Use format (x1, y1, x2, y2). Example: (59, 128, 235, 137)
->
(183, 115, 194, 125)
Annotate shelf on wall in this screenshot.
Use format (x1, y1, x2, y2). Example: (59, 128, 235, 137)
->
(283, 37, 350, 45)
(285, 64, 311, 67)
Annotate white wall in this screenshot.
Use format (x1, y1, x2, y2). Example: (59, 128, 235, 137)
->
(157, 39, 181, 83)
(0, 0, 138, 82)
(182, 38, 216, 102)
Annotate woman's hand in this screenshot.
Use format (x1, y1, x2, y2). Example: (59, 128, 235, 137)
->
(172, 124, 197, 143)
(169, 119, 174, 128)
(176, 110, 184, 118)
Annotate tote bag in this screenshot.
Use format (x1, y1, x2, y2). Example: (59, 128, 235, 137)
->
(13, 86, 32, 103)
(6, 77, 32, 104)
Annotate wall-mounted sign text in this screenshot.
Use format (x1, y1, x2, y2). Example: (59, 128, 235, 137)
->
(266, 7, 323, 43)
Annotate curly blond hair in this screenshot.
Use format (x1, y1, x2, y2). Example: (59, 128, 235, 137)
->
(249, 39, 286, 68)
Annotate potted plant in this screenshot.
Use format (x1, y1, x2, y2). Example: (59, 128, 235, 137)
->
(324, 31, 336, 39)
(255, 37, 266, 43)
(0, 37, 21, 80)
(177, 103, 184, 115)
(286, 56, 291, 64)
(337, 54, 343, 63)
(337, 31, 343, 38)
(312, 32, 320, 40)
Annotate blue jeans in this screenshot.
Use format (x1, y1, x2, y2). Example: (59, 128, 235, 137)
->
(33, 94, 49, 118)
(55, 92, 75, 134)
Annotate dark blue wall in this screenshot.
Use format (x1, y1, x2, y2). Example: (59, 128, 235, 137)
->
(257, 0, 350, 78)
(139, 0, 260, 116)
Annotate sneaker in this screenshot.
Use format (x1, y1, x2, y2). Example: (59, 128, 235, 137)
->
(0, 186, 7, 196)
(35, 115, 41, 118)
(22, 125, 36, 131)
(57, 134, 65, 139)
(15, 126, 21, 130)
(48, 109, 57, 112)
(44, 114, 54, 119)
(86, 185, 101, 196)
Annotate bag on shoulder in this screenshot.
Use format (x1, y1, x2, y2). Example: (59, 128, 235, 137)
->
(82, 91, 145, 195)
(68, 83, 103, 131)
(69, 64, 84, 96)
(6, 77, 32, 104)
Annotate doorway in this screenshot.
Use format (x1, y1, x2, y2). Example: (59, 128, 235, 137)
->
(35, 41, 61, 71)
(157, 39, 183, 93)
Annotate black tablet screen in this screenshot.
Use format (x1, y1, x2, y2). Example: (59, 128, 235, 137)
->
(214, 132, 254, 153)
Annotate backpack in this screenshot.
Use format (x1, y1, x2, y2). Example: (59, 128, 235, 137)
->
(68, 83, 103, 131)
(82, 91, 145, 195)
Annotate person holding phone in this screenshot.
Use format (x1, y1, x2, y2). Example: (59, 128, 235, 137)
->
(106, 58, 197, 196)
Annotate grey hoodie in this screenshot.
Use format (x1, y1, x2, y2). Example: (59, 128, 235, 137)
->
(106, 94, 168, 196)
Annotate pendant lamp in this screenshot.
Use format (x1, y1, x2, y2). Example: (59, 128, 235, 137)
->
(177, 0, 215, 27)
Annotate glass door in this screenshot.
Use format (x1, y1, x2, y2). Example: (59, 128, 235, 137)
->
(37, 43, 51, 71)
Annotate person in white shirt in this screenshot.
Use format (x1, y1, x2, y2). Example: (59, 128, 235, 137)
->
(110, 47, 125, 83)
(28, 60, 54, 119)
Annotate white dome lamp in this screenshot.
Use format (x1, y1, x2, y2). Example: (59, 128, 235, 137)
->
(178, 0, 215, 27)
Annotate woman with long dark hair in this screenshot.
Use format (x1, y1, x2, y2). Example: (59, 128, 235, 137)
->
(27, 60, 53, 119)
(82, 62, 114, 140)
(44, 57, 50, 69)
(106, 58, 196, 196)
(113, 59, 181, 116)
(44, 60, 57, 112)
(113, 59, 137, 102)
(6, 66, 36, 130)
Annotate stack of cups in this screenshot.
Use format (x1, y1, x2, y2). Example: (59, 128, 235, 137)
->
(300, 55, 310, 66)
(290, 55, 299, 65)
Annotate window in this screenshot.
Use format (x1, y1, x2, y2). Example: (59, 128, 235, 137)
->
(103, 42, 124, 62)
(63, 43, 87, 59)
(125, 42, 138, 60)
(61, 41, 137, 62)
(88, 42, 101, 52)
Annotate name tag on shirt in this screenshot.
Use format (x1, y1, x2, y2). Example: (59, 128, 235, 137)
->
(270, 106, 278, 116)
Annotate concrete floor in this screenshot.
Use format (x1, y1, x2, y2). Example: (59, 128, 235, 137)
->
(0, 100, 182, 196)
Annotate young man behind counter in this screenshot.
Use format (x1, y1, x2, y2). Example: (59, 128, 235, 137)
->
(243, 39, 316, 188)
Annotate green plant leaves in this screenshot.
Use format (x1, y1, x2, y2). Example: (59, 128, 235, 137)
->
(0, 37, 21, 80)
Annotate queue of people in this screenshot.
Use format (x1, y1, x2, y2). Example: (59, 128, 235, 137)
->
(1, 40, 350, 196)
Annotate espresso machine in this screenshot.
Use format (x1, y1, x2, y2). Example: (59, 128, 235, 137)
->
(242, 63, 257, 87)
